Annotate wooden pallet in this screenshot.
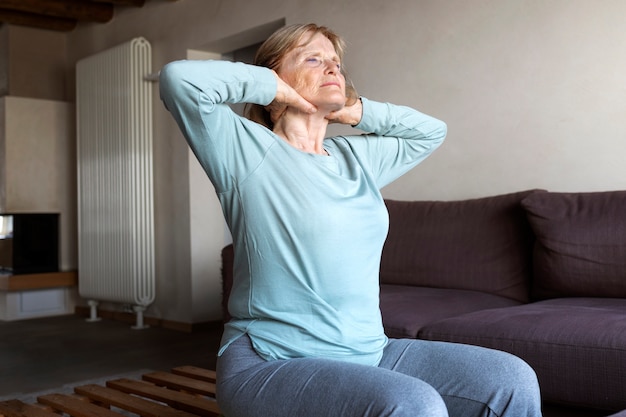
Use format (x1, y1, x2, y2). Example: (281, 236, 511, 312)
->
(0, 366, 222, 417)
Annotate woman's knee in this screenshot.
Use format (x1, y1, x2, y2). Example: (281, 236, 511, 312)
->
(372, 376, 448, 417)
(498, 352, 540, 394)
(487, 351, 542, 416)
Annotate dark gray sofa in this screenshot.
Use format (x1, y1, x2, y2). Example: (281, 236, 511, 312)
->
(221, 189, 626, 417)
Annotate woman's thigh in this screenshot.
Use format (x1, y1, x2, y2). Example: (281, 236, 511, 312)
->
(380, 338, 542, 417)
(216, 335, 448, 417)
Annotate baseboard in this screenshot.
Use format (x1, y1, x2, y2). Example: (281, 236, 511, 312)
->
(74, 305, 223, 333)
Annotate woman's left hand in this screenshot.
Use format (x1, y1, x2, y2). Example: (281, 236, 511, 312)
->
(326, 97, 363, 126)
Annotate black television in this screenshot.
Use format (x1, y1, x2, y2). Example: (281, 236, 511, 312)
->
(0, 213, 59, 275)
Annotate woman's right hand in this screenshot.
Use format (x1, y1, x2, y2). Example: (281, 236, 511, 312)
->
(267, 71, 317, 123)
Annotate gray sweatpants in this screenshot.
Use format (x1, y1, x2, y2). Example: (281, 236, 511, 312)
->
(216, 335, 542, 417)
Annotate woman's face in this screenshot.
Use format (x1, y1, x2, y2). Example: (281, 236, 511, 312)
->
(278, 32, 346, 112)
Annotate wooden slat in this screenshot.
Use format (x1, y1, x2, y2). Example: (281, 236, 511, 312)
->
(73, 384, 196, 417)
(0, 400, 60, 417)
(142, 371, 216, 397)
(172, 366, 217, 383)
(1, 368, 222, 417)
(106, 378, 221, 417)
(36, 393, 125, 417)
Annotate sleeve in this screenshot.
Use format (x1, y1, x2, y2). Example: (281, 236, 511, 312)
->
(159, 60, 278, 193)
(348, 97, 447, 188)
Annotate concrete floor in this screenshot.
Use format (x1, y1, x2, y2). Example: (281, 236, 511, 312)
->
(0, 314, 222, 396)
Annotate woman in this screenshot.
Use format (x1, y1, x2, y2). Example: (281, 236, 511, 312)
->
(160, 23, 541, 417)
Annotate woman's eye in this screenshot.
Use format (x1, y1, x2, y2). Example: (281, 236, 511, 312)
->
(303, 57, 341, 71)
(305, 57, 322, 66)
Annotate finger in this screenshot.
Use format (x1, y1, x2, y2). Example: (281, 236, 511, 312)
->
(285, 88, 317, 114)
(296, 99, 317, 114)
(325, 111, 340, 123)
(274, 73, 317, 114)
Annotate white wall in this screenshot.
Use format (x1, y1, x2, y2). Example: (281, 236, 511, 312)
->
(64, 0, 626, 323)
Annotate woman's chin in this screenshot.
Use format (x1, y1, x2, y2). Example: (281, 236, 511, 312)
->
(309, 92, 346, 110)
(315, 99, 345, 113)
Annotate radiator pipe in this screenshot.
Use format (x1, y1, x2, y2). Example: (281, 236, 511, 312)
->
(86, 300, 101, 322)
(132, 305, 149, 330)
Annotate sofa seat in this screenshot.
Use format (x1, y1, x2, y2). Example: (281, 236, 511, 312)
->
(380, 284, 522, 339)
(418, 297, 626, 413)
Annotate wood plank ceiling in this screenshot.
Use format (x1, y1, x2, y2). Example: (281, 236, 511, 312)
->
(0, 0, 147, 32)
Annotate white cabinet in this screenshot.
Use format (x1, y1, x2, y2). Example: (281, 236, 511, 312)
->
(0, 272, 78, 321)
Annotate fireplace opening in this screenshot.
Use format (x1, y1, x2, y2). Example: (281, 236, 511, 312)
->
(0, 213, 59, 275)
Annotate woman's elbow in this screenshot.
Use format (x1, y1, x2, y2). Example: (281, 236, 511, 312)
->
(159, 61, 189, 108)
(433, 120, 447, 147)
(159, 61, 185, 90)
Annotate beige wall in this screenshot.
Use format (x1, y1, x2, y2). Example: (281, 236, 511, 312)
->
(0, 96, 76, 271)
(0, 25, 68, 100)
(7, 0, 624, 323)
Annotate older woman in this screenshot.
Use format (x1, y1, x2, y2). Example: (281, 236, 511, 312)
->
(160, 23, 541, 417)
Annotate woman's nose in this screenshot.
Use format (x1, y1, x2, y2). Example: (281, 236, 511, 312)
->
(324, 59, 340, 74)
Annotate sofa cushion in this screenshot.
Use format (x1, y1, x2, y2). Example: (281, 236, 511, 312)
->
(521, 190, 626, 299)
(381, 190, 539, 302)
(606, 411, 626, 417)
(380, 284, 522, 339)
(418, 298, 626, 411)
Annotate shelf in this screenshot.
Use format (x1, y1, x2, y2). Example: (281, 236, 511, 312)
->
(0, 271, 77, 291)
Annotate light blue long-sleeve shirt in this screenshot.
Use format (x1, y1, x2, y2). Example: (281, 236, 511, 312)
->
(159, 60, 446, 366)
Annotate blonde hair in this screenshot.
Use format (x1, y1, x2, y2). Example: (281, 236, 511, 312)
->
(246, 23, 358, 129)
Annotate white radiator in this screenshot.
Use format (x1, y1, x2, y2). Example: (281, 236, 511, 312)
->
(76, 37, 155, 328)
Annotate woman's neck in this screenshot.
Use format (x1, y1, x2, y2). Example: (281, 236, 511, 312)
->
(273, 109, 330, 155)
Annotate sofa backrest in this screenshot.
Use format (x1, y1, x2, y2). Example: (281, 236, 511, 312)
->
(221, 243, 234, 323)
(381, 190, 540, 302)
(521, 190, 626, 299)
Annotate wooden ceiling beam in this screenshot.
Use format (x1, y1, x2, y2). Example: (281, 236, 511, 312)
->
(92, 0, 145, 6)
(0, 8, 77, 32)
(0, 0, 114, 23)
